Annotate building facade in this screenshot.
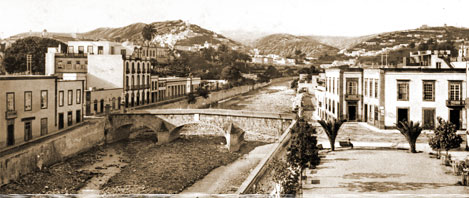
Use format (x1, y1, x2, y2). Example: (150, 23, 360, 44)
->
(319, 65, 466, 130)
(0, 76, 83, 149)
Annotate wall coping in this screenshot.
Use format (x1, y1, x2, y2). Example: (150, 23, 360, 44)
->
(114, 109, 296, 120)
(236, 119, 297, 194)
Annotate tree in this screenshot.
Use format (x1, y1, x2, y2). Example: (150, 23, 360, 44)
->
(142, 24, 157, 41)
(264, 65, 280, 78)
(429, 117, 463, 157)
(318, 118, 345, 151)
(3, 37, 66, 74)
(187, 92, 197, 104)
(220, 66, 242, 82)
(396, 120, 423, 153)
(286, 118, 320, 191)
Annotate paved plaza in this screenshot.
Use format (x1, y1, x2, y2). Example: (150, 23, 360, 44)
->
(303, 149, 469, 196)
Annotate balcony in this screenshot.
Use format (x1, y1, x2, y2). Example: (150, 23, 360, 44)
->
(446, 99, 465, 107)
(345, 94, 361, 101)
(5, 110, 17, 119)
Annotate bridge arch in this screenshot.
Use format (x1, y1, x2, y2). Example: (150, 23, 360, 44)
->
(170, 121, 230, 145)
(107, 114, 176, 144)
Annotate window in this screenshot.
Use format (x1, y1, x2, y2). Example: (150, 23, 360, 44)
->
(98, 46, 104, 54)
(7, 92, 15, 111)
(41, 118, 48, 135)
(76, 89, 81, 104)
(76, 60, 80, 64)
(364, 78, 368, 96)
(78, 46, 84, 54)
(368, 79, 372, 97)
(111, 46, 115, 54)
(422, 81, 435, 101)
(24, 121, 32, 141)
(41, 90, 48, 109)
(68, 46, 74, 53)
(87, 45, 93, 54)
(121, 49, 126, 56)
(436, 62, 442, 69)
(94, 100, 98, 112)
(397, 80, 409, 101)
(374, 79, 378, 98)
(59, 91, 64, 106)
(346, 78, 358, 95)
(68, 90, 73, 105)
(24, 91, 32, 111)
(57, 60, 64, 69)
(449, 81, 462, 101)
(422, 109, 435, 129)
(67, 111, 73, 126)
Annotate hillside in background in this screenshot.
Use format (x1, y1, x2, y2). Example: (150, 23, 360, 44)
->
(79, 20, 243, 48)
(5, 20, 244, 49)
(310, 35, 375, 49)
(350, 25, 469, 51)
(220, 30, 270, 46)
(254, 34, 339, 58)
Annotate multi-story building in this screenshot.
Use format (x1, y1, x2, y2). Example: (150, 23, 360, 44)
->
(134, 43, 172, 64)
(0, 76, 84, 149)
(57, 80, 85, 130)
(123, 57, 152, 108)
(319, 54, 467, 130)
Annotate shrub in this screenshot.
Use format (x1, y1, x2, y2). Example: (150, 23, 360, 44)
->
(429, 117, 463, 157)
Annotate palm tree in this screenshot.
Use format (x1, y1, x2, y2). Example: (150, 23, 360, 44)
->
(318, 118, 344, 151)
(396, 120, 422, 153)
(142, 24, 157, 41)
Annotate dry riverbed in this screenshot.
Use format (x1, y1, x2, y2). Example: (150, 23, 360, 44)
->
(0, 134, 265, 194)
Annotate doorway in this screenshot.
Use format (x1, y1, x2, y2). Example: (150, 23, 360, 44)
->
(397, 108, 409, 124)
(7, 123, 14, 146)
(449, 109, 461, 130)
(59, 113, 64, 129)
(348, 104, 357, 121)
(364, 104, 368, 122)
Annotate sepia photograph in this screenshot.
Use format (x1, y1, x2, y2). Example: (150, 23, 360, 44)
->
(0, 0, 469, 197)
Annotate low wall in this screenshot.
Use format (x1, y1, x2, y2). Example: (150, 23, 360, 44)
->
(0, 118, 106, 186)
(237, 120, 297, 194)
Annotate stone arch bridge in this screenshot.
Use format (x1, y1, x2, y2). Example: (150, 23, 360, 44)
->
(105, 109, 295, 151)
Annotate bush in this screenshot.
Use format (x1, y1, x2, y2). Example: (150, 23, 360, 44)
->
(187, 93, 197, 104)
(429, 117, 463, 157)
(271, 159, 299, 196)
(196, 87, 210, 99)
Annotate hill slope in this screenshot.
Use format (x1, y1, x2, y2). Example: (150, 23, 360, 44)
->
(79, 20, 243, 48)
(254, 34, 338, 58)
(350, 26, 469, 51)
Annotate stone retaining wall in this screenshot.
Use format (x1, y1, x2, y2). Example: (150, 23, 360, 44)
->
(0, 118, 106, 186)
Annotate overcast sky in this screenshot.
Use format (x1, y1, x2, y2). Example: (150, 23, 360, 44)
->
(1, 0, 468, 38)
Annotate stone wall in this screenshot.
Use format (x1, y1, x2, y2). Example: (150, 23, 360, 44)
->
(0, 118, 106, 186)
(237, 120, 297, 194)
